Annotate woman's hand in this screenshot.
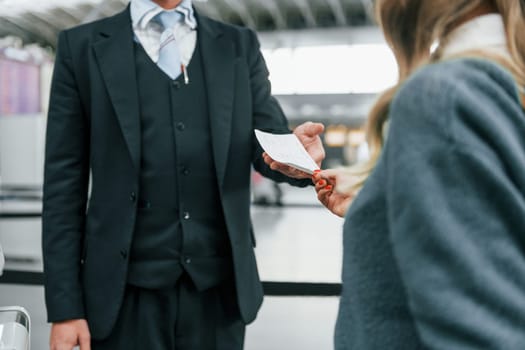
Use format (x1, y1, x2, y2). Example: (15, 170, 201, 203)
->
(313, 169, 357, 217)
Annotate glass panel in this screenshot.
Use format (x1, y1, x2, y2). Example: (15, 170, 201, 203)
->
(246, 296, 339, 350)
(252, 184, 344, 284)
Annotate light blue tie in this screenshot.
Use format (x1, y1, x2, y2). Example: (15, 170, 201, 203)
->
(156, 11, 183, 80)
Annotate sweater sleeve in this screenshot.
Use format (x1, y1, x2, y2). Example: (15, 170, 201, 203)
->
(385, 60, 525, 349)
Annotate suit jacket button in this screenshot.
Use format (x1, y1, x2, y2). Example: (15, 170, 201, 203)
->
(183, 212, 190, 220)
(120, 250, 128, 259)
(130, 192, 137, 202)
(176, 122, 185, 131)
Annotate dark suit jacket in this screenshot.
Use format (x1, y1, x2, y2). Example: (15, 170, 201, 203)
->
(337, 59, 525, 349)
(42, 6, 310, 340)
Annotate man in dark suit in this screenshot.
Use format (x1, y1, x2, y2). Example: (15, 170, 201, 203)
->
(42, 0, 324, 349)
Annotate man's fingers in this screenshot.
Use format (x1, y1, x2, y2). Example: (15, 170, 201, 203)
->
(272, 163, 299, 175)
(306, 122, 325, 136)
(51, 341, 77, 350)
(79, 334, 91, 350)
(262, 152, 311, 179)
(296, 122, 325, 137)
(262, 153, 274, 166)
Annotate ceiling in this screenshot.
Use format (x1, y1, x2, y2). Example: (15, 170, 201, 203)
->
(0, 0, 376, 48)
(0, 0, 381, 124)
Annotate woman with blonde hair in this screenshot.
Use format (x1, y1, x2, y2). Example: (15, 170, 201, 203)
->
(309, 0, 525, 348)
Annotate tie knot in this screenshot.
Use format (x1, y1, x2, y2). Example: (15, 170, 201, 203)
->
(157, 10, 183, 30)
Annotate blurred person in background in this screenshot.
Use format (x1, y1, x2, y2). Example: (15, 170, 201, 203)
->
(42, 0, 324, 349)
(312, 0, 525, 348)
(0, 242, 4, 276)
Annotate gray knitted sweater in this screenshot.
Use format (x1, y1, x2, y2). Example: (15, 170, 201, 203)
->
(336, 58, 525, 350)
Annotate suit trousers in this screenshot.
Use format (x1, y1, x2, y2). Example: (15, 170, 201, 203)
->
(91, 274, 246, 350)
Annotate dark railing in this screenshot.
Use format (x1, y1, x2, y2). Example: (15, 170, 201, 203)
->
(0, 205, 341, 296)
(0, 213, 42, 219)
(0, 270, 341, 296)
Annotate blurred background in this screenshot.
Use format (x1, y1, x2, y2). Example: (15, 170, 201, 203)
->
(0, 0, 397, 348)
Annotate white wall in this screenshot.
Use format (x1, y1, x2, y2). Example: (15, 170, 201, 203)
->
(0, 114, 46, 187)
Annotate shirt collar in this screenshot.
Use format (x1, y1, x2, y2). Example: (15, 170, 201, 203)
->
(130, 0, 197, 30)
(442, 14, 508, 59)
(442, 14, 525, 107)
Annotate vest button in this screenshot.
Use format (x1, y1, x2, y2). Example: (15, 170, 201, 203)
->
(182, 167, 190, 175)
(176, 122, 185, 131)
(184, 257, 192, 264)
(183, 211, 190, 220)
(120, 250, 128, 259)
(129, 192, 137, 202)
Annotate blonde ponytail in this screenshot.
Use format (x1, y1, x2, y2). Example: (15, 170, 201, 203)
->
(346, 0, 525, 193)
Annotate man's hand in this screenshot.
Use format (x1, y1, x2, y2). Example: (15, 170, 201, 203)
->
(50, 319, 91, 350)
(263, 122, 325, 179)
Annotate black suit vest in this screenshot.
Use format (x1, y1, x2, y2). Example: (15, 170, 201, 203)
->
(128, 40, 232, 290)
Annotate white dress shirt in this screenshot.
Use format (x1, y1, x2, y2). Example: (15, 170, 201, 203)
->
(130, 0, 197, 67)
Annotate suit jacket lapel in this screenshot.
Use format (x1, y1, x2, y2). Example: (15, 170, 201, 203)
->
(198, 15, 235, 187)
(93, 6, 141, 173)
